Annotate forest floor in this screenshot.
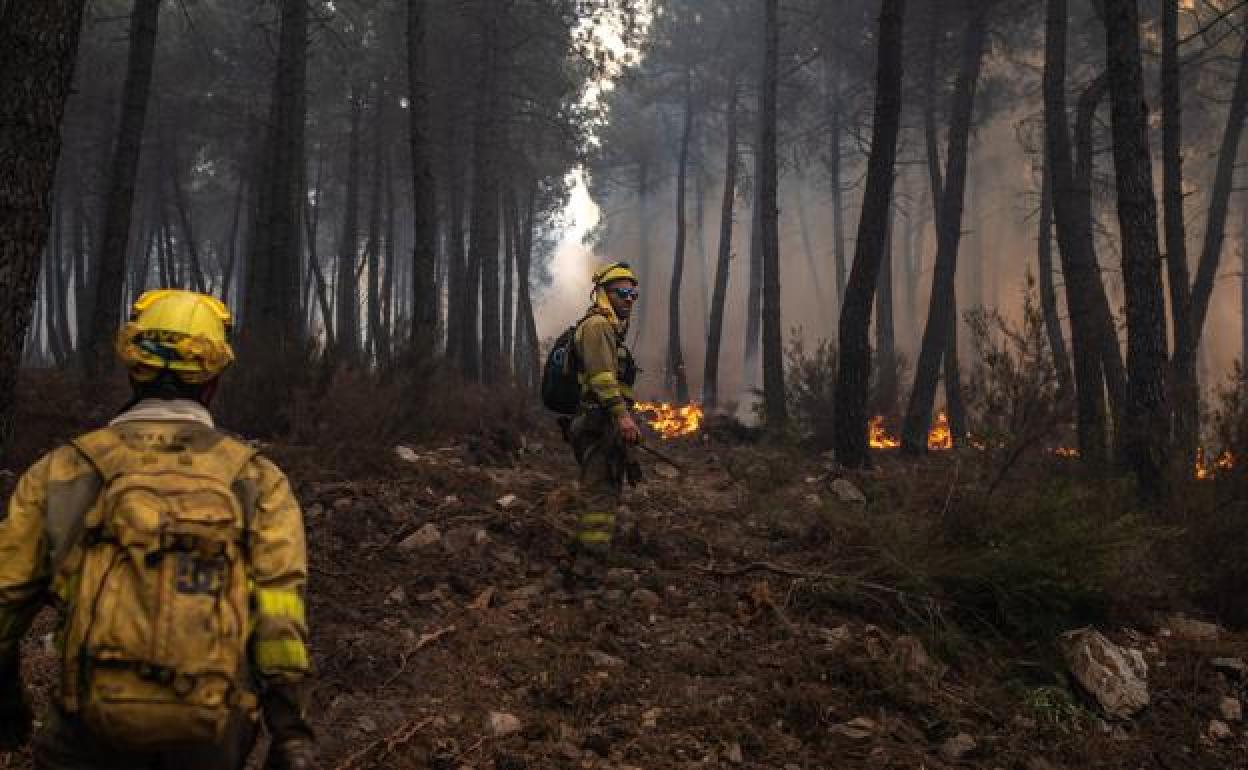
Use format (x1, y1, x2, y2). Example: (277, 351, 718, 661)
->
(4, 378, 1248, 769)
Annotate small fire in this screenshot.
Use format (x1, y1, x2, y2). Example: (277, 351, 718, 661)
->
(869, 416, 901, 449)
(927, 411, 953, 451)
(1195, 448, 1235, 480)
(867, 414, 953, 451)
(635, 401, 704, 439)
(1053, 447, 1079, 458)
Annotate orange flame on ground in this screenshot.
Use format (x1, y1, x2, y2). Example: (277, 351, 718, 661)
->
(867, 414, 952, 451)
(1195, 448, 1235, 480)
(634, 401, 704, 439)
(927, 411, 953, 451)
(869, 416, 901, 449)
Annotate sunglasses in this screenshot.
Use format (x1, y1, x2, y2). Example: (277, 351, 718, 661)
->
(611, 287, 640, 301)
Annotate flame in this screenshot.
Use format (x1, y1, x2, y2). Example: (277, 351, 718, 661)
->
(1053, 447, 1079, 458)
(869, 416, 901, 449)
(927, 411, 953, 451)
(635, 401, 704, 439)
(1195, 448, 1235, 480)
(867, 414, 953, 450)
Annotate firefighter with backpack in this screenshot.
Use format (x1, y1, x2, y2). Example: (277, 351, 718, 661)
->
(543, 262, 642, 588)
(0, 290, 315, 769)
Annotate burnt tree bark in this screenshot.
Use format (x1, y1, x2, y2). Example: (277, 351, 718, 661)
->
(703, 77, 739, 411)
(901, 4, 987, 454)
(408, 0, 438, 359)
(242, 0, 308, 384)
(1046, 0, 1113, 465)
(1036, 143, 1074, 401)
(469, 7, 501, 384)
(667, 70, 694, 402)
(336, 94, 363, 364)
(1172, 18, 1248, 462)
(1103, 0, 1171, 498)
(760, 0, 786, 428)
(84, 0, 160, 378)
(833, 0, 906, 468)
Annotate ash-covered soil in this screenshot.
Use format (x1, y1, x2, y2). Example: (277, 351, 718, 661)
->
(6, 421, 1248, 769)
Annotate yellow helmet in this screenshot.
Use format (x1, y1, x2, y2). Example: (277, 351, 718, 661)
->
(115, 289, 235, 383)
(591, 261, 637, 287)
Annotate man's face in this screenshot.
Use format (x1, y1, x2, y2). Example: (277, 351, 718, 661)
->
(605, 279, 639, 319)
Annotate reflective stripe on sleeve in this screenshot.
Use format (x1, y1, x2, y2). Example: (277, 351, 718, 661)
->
(254, 588, 306, 625)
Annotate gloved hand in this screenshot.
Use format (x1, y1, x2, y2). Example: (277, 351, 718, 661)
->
(0, 655, 33, 751)
(265, 737, 316, 770)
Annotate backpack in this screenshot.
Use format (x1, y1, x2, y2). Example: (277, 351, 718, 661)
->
(541, 324, 582, 414)
(55, 425, 258, 750)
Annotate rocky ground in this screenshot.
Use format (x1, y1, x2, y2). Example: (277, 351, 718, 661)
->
(6, 416, 1248, 769)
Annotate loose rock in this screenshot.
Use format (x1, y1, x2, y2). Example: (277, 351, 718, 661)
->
(1208, 719, 1233, 741)
(829, 717, 876, 741)
(940, 733, 977, 762)
(1058, 628, 1149, 719)
(398, 523, 441, 552)
(496, 493, 520, 509)
(829, 478, 866, 504)
(1219, 696, 1242, 722)
(587, 650, 624, 668)
(1166, 615, 1221, 641)
(486, 711, 523, 737)
(394, 445, 419, 463)
(630, 589, 662, 609)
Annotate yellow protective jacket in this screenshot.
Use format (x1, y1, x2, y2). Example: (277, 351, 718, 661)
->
(0, 400, 310, 697)
(574, 311, 636, 417)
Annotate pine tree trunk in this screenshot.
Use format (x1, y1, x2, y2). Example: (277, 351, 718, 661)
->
(703, 78, 739, 411)
(744, 137, 763, 385)
(760, 0, 786, 428)
(667, 71, 694, 403)
(520, 182, 541, 389)
(901, 5, 987, 454)
(380, 147, 396, 368)
(834, 0, 905, 467)
(824, 48, 846, 307)
(1046, 0, 1111, 465)
(84, 0, 160, 378)
(1103, 0, 1171, 498)
(303, 148, 335, 352)
(1161, 0, 1198, 466)
(73, 187, 91, 353)
(502, 189, 514, 371)
(221, 171, 245, 308)
(875, 197, 898, 415)
(366, 95, 385, 367)
(470, 8, 501, 384)
(336, 94, 363, 364)
(445, 145, 467, 366)
(1175, 23, 1248, 458)
(1036, 142, 1074, 401)
(408, 0, 438, 359)
(1074, 75, 1128, 438)
(241, 0, 307, 389)
(168, 129, 207, 294)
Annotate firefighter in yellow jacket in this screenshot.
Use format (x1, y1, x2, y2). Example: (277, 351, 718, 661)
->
(564, 262, 642, 586)
(0, 290, 315, 770)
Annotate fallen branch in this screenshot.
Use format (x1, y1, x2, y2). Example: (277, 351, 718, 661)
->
(330, 716, 434, 770)
(381, 625, 458, 688)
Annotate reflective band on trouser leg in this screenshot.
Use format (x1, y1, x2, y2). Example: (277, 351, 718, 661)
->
(576, 511, 615, 551)
(253, 639, 310, 672)
(254, 589, 306, 625)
